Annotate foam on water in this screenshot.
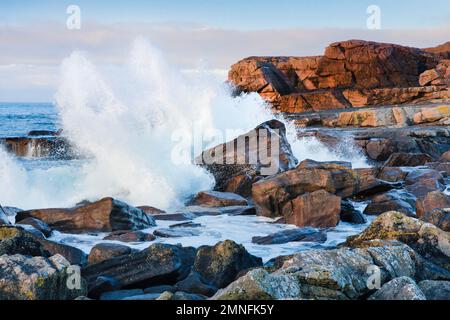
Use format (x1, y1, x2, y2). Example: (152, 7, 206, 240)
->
(0, 38, 368, 210)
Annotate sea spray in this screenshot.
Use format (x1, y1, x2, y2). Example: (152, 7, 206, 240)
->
(0, 38, 368, 210)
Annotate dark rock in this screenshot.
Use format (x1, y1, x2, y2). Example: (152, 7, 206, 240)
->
(252, 228, 327, 245)
(377, 167, 409, 182)
(103, 230, 156, 243)
(82, 244, 196, 295)
(421, 209, 450, 232)
(144, 285, 176, 294)
(405, 169, 445, 197)
(100, 289, 144, 300)
(16, 197, 156, 234)
(418, 280, 450, 300)
(17, 217, 52, 237)
(194, 240, 263, 288)
(122, 293, 161, 300)
(340, 200, 367, 224)
(170, 222, 202, 228)
(175, 271, 218, 297)
(0, 226, 46, 257)
(384, 152, 434, 167)
(189, 191, 248, 207)
(368, 277, 426, 300)
(153, 228, 201, 238)
(88, 243, 133, 265)
(0, 206, 10, 225)
(364, 192, 415, 216)
(37, 237, 87, 266)
(137, 206, 166, 215)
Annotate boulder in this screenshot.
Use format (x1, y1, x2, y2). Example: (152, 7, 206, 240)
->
(189, 191, 248, 207)
(416, 191, 450, 217)
(405, 169, 445, 198)
(420, 209, 450, 232)
(345, 212, 450, 271)
(100, 289, 144, 300)
(368, 277, 426, 300)
(0, 207, 10, 226)
(82, 244, 196, 295)
(439, 150, 450, 162)
(383, 153, 434, 167)
(0, 226, 46, 257)
(16, 197, 156, 234)
(282, 190, 341, 228)
(413, 105, 450, 124)
(103, 230, 156, 243)
(195, 120, 298, 192)
(174, 271, 218, 297)
(137, 206, 166, 215)
(252, 228, 327, 245)
(0, 254, 87, 300)
(340, 200, 367, 224)
(223, 173, 254, 198)
(144, 285, 176, 294)
(36, 238, 87, 266)
(212, 268, 301, 300)
(364, 192, 415, 216)
(88, 243, 133, 265)
(418, 280, 450, 300)
(153, 228, 201, 238)
(377, 167, 409, 183)
(193, 240, 262, 288)
(17, 217, 52, 238)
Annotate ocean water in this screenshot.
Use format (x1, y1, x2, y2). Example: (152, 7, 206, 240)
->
(0, 38, 375, 259)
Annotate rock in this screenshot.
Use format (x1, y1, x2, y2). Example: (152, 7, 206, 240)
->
(153, 228, 201, 238)
(137, 206, 166, 215)
(345, 212, 450, 271)
(193, 240, 263, 288)
(17, 217, 52, 237)
(340, 200, 367, 224)
(82, 244, 196, 295)
(170, 222, 202, 228)
(189, 191, 248, 207)
(223, 173, 254, 198)
(144, 285, 176, 294)
(121, 293, 161, 300)
(364, 192, 415, 216)
(36, 238, 87, 266)
(0, 207, 10, 225)
(0, 226, 46, 257)
(282, 190, 341, 228)
(420, 209, 450, 232)
(405, 169, 445, 197)
(418, 280, 450, 300)
(439, 150, 450, 162)
(0, 254, 86, 300)
(88, 243, 133, 265)
(100, 289, 144, 300)
(416, 191, 450, 217)
(1, 136, 74, 158)
(156, 291, 207, 300)
(175, 271, 218, 297)
(365, 139, 397, 161)
(252, 228, 327, 245)
(212, 268, 301, 300)
(413, 105, 450, 124)
(252, 162, 388, 218)
(103, 230, 155, 243)
(16, 197, 156, 234)
(377, 167, 409, 183)
(384, 153, 434, 167)
(195, 120, 298, 191)
(368, 277, 426, 300)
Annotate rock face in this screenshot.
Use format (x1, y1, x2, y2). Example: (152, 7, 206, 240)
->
(229, 40, 448, 112)
(0, 254, 86, 300)
(16, 198, 156, 234)
(195, 120, 298, 192)
(189, 191, 248, 207)
(193, 240, 262, 289)
(368, 277, 426, 300)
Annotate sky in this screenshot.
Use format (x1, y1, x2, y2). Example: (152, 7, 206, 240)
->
(0, 0, 449, 101)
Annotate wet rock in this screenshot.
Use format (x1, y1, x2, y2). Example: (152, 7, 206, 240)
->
(144, 285, 176, 294)
(0, 254, 87, 300)
(100, 289, 144, 300)
(377, 167, 409, 183)
(193, 240, 263, 288)
(420, 209, 450, 232)
(82, 244, 196, 295)
(383, 152, 434, 167)
(175, 271, 218, 297)
(364, 192, 415, 216)
(368, 277, 426, 300)
(156, 291, 207, 300)
(340, 200, 367, 224)
(346, 212, 450, 271)
(418, 280, 450, 300)
(416, 190, 450, 217)
(212, 268, 301, 300)
(0, 226, 46, 257)
(103, 230, 156, 242)
(0, 210, 10, 226)
(153, 228, 201, 238)
(252, 161, 390, 218)
(36, 238, 87, 266)
(16, 197, 156, 234)
(196, 120, 298, 191)
(413, 105, 450, 124)
(87, 243, 133, 265)
(170, 222, 202, 229)
(16, 217, 52, 237)
(405, 169, 445, 197)
(189, 191, 248, 207)
(122, 293, 161, 300)
(137, 206, 166, 215)
(252, 227, 327, 245)
(223, 173, 254, 198)
(439, 150, 450, 162)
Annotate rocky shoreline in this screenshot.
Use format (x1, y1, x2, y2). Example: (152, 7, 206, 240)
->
(0, 39, 449, 300)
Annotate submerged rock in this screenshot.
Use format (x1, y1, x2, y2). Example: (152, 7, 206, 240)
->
(0, 254, 86, 300)
(193, 240, 263, 289)
(368, 277, 426, 300)
(16, 197, 156, 234)
(252, 228, 327, 245)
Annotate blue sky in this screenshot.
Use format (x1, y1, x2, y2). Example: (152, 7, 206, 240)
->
(0, 0, 449, 101)
(2, 0, 449, 29)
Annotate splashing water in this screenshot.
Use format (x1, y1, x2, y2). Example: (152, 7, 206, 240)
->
(0, 38, 368, 210)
